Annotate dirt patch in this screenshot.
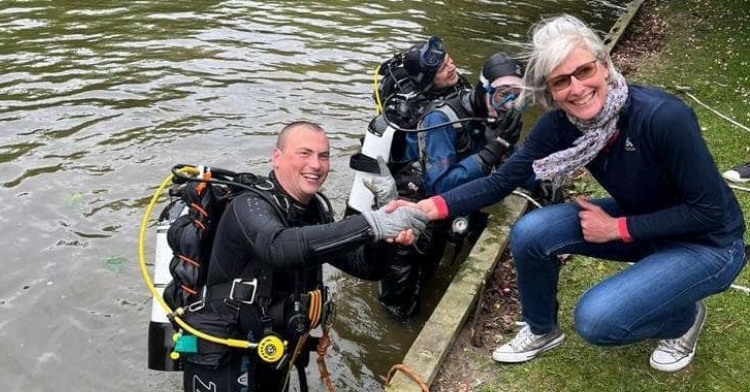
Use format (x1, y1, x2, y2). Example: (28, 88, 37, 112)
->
(430, 248, 520, 392)
(611, 2, 669, 76)
(429, 3, 668, 391)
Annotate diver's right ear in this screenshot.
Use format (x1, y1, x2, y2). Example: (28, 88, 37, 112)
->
(271, 147, 281, 168)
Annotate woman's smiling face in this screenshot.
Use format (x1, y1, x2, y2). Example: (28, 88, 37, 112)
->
(547, 47, 610, 121)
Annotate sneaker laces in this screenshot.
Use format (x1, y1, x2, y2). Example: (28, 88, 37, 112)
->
(507, 326, 536, 350)
(655, 338, 691, 357)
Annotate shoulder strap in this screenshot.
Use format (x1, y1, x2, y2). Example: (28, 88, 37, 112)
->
(232, 177, 291, 308)
(313, 193, 334, 223)
(234, 173, 292, 226)
(232, 179, 335, 310)
(416, 102, 465, 165)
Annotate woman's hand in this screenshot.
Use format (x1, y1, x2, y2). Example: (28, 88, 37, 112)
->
(385, 199, 440, 221)
(575, 197, 620, 243)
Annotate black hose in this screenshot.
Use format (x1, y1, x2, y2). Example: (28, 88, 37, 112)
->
(379, 94, 490, 133)
(171, 164, 260, 194)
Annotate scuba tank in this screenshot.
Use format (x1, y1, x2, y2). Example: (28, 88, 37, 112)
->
(346, 115, 396, 213)
(147, 201, 185, 371)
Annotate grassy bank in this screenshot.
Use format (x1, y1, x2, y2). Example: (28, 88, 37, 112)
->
(474, 1, 750, 391)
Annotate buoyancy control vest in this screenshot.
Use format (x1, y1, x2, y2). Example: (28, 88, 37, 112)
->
(411, 91, 482, 171)
(161, 164, 332, 312)
(149, 165, 336, 380)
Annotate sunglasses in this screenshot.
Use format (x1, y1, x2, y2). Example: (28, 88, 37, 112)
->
(485, 84, 521, 112)
(546, 60, 599, 92)
(420, 36, 445, 69)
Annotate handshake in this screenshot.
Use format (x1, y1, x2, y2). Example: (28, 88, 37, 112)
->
(361, 156, 440, 245)
(362, 200, 439, 245)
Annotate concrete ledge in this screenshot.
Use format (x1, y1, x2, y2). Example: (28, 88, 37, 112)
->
(385, 194, 528, 392)
(604, 0, 646, 53)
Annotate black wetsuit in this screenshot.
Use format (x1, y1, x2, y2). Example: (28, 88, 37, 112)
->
(182, 172, 392, 392)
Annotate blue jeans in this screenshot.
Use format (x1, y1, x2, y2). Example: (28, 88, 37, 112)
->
(509, 198, 747, 345)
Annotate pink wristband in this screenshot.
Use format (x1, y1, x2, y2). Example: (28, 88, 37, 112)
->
(431, 196, 449, 220)
(617, 217, 633, 243)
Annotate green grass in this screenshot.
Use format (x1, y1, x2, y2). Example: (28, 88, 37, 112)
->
(480, 260, 750, 392)
(476, 1, 750, 391)
(624, 0, 750, 283)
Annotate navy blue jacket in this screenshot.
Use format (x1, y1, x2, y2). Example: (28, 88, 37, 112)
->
(439, 85, 745, 246)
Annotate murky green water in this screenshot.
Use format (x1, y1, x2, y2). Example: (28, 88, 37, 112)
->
(0, 1, 630, 391)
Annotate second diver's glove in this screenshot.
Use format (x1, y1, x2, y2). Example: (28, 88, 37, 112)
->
(493, 110, 523, 146)
(362, 206, 429, 241)
(362, 156, 398, 208)
(476, 127, 510, 174)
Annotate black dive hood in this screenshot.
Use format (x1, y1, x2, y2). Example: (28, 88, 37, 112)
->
(469, 83, 490, 119)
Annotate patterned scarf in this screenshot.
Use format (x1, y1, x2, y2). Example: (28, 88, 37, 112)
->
(532, 70, 628, 189)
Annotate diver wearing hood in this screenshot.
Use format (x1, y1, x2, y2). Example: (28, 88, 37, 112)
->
(422, 52, 525, 181)
(378, 53, 529, 320)
(375, 36, 471, 132)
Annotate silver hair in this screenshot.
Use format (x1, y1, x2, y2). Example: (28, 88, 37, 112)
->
(516, 14, 618, 110)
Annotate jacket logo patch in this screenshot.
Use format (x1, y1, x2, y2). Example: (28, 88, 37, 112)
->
(624, 137, 636, 152)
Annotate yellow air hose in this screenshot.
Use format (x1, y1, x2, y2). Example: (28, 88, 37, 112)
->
(139, 166, 337, 391)
(373, 64, 383, 114)
(137, 169, 255, 350)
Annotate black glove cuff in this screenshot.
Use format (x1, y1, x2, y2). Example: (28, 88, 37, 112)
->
(476, 146, 505, 174)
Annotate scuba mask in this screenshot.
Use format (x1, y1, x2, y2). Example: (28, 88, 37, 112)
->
(404, 36, 447, 90)
(419, 36, 445, 70)
(477, 52, 525, 114)
(485, 84, 521, 112)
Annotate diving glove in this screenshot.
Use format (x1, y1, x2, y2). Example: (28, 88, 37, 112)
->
(476, 127, 510, 173)
(362, 156, 398, 208)
(362, 206, 429, 241)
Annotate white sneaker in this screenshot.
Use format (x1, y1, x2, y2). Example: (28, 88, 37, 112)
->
(723, 162, 750, 183)
(650, 302, 707, 372)
(492, 325, 565, 363)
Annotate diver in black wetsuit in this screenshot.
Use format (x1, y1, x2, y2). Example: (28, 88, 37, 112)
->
(181, 121, 427, 392)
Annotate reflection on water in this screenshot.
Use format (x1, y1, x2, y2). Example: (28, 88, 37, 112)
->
(0, 1, 630, 391)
